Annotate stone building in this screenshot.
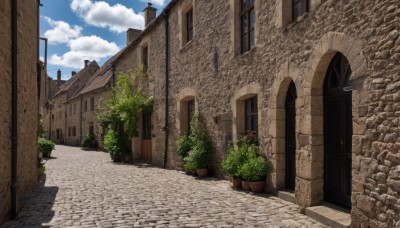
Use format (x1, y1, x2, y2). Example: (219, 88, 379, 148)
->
(0, 0, 41, 224)
(46, 61, 99, 144)
(109, 0, 400, 226)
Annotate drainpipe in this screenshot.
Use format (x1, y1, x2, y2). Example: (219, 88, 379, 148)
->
(163, 10, 170, 169)
(11, 0, 18, 220)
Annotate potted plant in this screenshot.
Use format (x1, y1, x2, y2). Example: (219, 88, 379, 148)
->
(38, 138, 55, 158)
(176, 135, 193, 172)
(81, 133, 98, 150)
(104, 130, 129, 162)
(240, 156, 272, 193)
(222, 144, 246, 189)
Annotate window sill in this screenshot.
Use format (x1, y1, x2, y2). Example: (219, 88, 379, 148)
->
(235, 47, 257, 60)
(283, 12, 310, 32)
(180, 39, 194, 53)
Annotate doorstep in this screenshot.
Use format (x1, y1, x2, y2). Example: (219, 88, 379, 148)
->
(305, 203, 351, 228)
(276, 190, 296, 203)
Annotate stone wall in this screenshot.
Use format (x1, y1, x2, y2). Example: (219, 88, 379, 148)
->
(147, 0, 398, 226)
(0, 0, 39, 224)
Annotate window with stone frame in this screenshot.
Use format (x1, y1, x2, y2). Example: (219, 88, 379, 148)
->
(68, 127, 71, 137)
(72, 126, 76, 137)
(292, 0, 309, 21)
(187, 99, 195, 135)
(56, 129, 60, 139)
(186, 9, 193, 43)
(90, 97, 95, 111)
(240, 0, 255, 53)
(89, 122, 94, 136)
(244, 96, 258, 134)
(142, 46, 149, 72)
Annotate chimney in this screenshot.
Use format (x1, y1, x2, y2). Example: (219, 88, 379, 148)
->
(71, 71, 77, 76)
(143, 3, 157, 27)
(126, 28, 142, 46)
(57, 69, 61, 81)
(84, 60, 90, 68)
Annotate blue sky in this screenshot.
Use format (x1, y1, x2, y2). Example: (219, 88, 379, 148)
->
(40, 0, 170, 80)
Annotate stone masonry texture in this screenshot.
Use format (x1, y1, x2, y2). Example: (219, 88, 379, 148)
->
(35, 0, 400, 226)
(0, 145, 326, 228)
(112, 0, 400, 226)
(0, 0, 39, 224)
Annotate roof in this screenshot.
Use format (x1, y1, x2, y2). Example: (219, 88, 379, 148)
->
(51, 61, 99, 99)
(68, 48, 126, 101)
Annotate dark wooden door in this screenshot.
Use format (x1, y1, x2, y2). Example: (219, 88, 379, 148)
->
(324, 53, 352, 209)
(285, 81, 297, 190)
(141, 112, 152, 161)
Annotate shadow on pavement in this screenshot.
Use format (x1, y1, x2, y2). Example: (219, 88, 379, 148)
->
(0, 175, 58, 228)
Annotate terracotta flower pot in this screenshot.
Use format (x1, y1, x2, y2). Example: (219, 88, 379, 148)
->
(197, 168, 208, 177)
(242, 180, 250, 191)
(232, 178, 242, 189)
(249, 181, 265, 193)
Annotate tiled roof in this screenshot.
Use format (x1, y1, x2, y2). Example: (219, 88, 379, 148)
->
(68, 48, 126, 101)
(51, 61, 99, 99)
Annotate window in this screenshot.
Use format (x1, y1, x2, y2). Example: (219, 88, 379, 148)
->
(143, 46, 148, 72)
(84, 100, 87, 112)
(56, 129, 60, 140)
(245, 96, 258, 134)
(52, 114, 54, 120)
(72, 126, 76, 137)
(89, 122, 94, 135)
(240, 0, 255, 53)
(68, 127, 71, 137)
(186, 9, 193, 42)
(292, 0, 309, 21)
(90, 97, 94, 111)
(187, 100, 195, 135)
(142, 112, 152, 140)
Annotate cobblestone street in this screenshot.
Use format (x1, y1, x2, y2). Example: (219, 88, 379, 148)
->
(1, 145, 326, 228)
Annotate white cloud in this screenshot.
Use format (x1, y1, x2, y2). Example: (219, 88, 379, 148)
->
(70, 0, 144, 33)
(141, 0, 166, 7)
(43, 17, 82, 44)
(49, 35, 120, 69)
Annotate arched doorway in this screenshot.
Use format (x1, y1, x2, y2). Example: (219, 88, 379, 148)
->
(323, 52, 352, 208)
(285, 81, 297, 190)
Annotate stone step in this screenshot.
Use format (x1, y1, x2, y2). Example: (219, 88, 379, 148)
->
(305, 203, 351, 228)
(276, 190, 296, 204)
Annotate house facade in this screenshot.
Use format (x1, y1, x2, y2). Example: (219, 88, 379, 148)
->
(0, 0, 40, 224)
(112, 0, 400, 226)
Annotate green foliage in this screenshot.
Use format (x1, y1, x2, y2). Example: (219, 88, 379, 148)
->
(97, 66, 154, 137)
(37, 157, 46, 174)
(38, 118, 47, 138)
(180, 114, 213, 170)
(239, 156, 272, 182)
(38, 138, 55, 158)
(222, 144, 257, 178)
(81, 134, 98, 148)
(104, 130, 129, 156)
(176, 135, 192, 160)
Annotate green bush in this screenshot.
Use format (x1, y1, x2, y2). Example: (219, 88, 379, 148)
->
(239, 156, 272, 182)
(37, 158, 46, 174)
(104, 130, 129, 156)
(176, 135, 192, 160)
(222, 143, 258, 178)
(183, 142, 212, 171)
(81, 134, 98, 148)
(38, 138, 55, 158)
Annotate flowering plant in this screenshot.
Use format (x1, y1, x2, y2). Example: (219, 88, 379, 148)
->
(237, 130, 258, 147)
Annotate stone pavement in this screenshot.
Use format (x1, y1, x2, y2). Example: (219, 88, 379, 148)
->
(1, 145, 326, 228)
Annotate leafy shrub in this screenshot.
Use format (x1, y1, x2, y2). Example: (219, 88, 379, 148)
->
(176, 135, 192, 160)
(37, 158, 46, 174)
(104, 130, 129, 156)
(239, 156, 272, 182)
(183, 142, 212, 171)
(222, 143, 258, 178)
(81, 134, 98, 148)
(38, 138, 55, 158)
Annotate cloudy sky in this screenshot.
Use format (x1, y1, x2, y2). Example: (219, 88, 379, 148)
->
(40, 0, 170, 80)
